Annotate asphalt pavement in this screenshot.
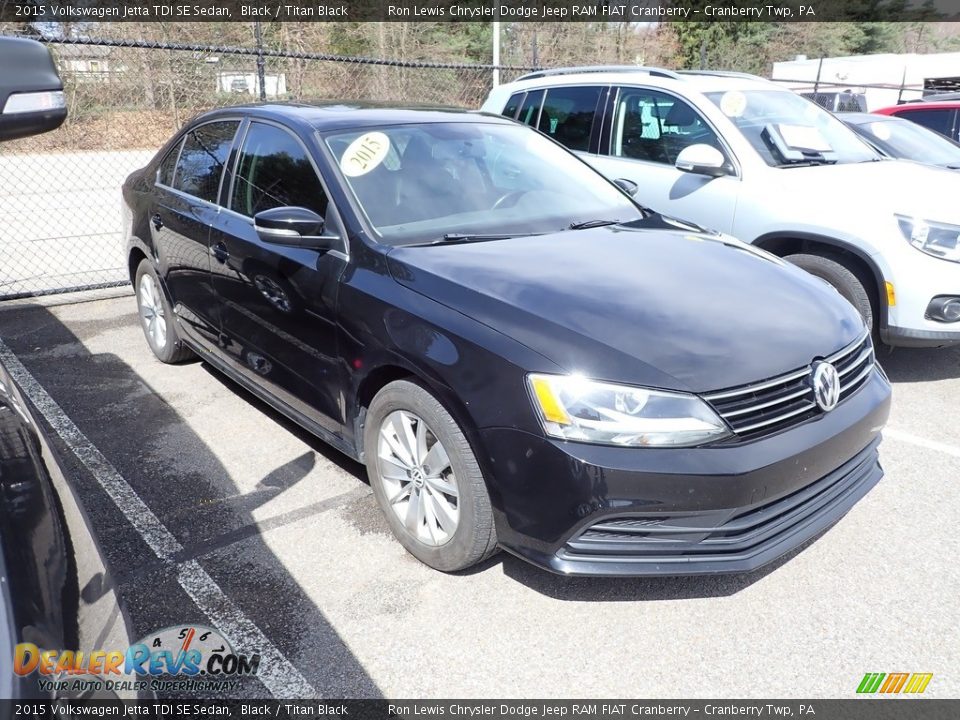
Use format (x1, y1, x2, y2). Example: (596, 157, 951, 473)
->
(0, 288, 957, 699)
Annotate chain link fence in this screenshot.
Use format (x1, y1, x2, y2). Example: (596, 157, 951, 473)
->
(0, 35, 536, 299)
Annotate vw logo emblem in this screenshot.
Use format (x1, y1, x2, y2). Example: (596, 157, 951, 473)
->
(811, 361, 841, 412)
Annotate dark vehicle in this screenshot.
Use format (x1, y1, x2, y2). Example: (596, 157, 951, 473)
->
(0, 36, 134, 699)
(841, 112, 960, 170)
(122, 103, 892, 576)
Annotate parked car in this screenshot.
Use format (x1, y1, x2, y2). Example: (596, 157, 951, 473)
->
(840, 111, 960, 170)
(123, 103, 891, 576)
(874, 100, 960, 142)
(482, 67, 960, 347)
(0, 36, 135, 699)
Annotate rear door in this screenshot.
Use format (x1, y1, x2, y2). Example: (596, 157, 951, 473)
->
(589, 86, 740, 232)
(209, 119, 348, 432)
(150, 119, 240, 349)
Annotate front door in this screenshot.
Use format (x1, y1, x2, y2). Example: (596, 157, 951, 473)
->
(210, 120, 347, 432)
(590, 87, 741, 234)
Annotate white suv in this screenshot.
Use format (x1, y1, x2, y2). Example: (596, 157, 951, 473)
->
(482, 67, 960, 347)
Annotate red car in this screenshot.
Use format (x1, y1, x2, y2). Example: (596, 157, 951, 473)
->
(874, 101, 960, 143)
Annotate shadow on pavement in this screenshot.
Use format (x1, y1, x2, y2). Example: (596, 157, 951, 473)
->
(0, 302, 382, 699)
(878, 343, 960, 383)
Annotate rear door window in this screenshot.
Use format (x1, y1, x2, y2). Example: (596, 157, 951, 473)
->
(537, 86, 603, 152)
(172, 121, 239, 203)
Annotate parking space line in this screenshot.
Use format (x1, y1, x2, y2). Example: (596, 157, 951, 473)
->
(0, 338, 318, 699)
(885, 428, 960, 459)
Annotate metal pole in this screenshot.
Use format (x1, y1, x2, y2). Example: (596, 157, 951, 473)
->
(254, 20, 266, 102)
(492, 18, 500, 88)
(814, 56, 823, 94)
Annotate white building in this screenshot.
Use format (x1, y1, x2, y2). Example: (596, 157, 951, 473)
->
(772, 52, 960, 110)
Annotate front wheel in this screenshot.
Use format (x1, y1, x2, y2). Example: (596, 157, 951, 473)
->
(134, 260, 194, 364)
(785, 253, 877, 340)
(364, 380, 498, 572)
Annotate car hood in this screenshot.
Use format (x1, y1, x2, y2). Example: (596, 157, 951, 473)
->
(386, 226, 865, 393)
(773, 159, 960, 221)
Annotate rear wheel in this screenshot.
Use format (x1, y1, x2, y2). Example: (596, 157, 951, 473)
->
(785, 253, 878, 340)
(364, 380, 498, 572)
(134, 260, 194, 364)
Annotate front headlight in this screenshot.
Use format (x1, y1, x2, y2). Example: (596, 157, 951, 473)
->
(527, 373, 731, 447)
(896, 215, 960, 263)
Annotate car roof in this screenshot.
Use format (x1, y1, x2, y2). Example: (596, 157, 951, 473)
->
(194, 102, 513, 132)
(877, 101, 960, 113)
(499, 68, 777, 95)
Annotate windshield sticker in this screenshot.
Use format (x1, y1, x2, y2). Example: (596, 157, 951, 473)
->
(777, 124, 832, 153)
(868, 122, 892, 141)
(719, 90, 747, 118)
(340, 132, 390, 177)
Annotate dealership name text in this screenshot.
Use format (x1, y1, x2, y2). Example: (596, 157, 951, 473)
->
(388, 705, 815, 717)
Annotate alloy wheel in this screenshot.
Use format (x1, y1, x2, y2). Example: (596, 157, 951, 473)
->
(377, 410, 459, 546)
(138, 273, 167, 350)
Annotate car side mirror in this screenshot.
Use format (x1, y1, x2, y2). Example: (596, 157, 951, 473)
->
(0, 37, 68, 142)
(675, 144, 728, 178)
(253, 207, 338, 250)
(613, 178, 639, 196)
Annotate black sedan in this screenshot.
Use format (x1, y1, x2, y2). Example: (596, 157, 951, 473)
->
(841, 111, 960, 170)
(122, 104, 891, 576)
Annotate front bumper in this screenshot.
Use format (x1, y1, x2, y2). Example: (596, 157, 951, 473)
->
(881, 324, 960, 348)
(480, 370, 891, 577)
(882, 248, 960, 347)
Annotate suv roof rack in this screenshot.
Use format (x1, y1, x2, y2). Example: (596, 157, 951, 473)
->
(515, 66, 683, 82)
(919, 91, 960, 102)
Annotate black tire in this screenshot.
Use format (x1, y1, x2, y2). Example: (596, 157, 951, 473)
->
(364, 380, 498, 572)
(785, 253, 877, 338)
(134, 259, 194, 364)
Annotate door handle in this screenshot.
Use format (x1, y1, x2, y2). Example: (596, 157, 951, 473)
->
(151, 213, 163, 231)
(210, 242, 229, 264)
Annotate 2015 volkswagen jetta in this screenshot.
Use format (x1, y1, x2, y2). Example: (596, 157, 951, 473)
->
(122, 104, 891, 576)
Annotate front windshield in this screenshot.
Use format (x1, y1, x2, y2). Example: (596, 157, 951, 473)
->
(322, 122, 643, 245)
(705, 90, 878, 167)
(851, 117, 960, 166)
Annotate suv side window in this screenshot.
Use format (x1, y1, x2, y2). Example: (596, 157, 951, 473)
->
(172, 121, 239, 203)
(517, 89, 545, 131)
(502, 92, 524, 120)
(537, 86, 603, 152)
(611, 88, 723, 165)
(230, 121, 328, 219)
(894, 108, 956, 139)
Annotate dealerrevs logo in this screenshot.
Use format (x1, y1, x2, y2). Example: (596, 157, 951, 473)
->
(14, 625, 259, 693)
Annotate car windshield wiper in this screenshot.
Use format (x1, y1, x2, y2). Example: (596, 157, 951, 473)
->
(568, 219, 621, 230)
(410, 232, 540, 247)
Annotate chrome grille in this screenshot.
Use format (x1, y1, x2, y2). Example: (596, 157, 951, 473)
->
(703, 331, 874, 439)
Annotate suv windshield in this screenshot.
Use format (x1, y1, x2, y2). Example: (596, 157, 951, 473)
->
(322, 122, 642, 245)
(705, 90, 878, 167)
